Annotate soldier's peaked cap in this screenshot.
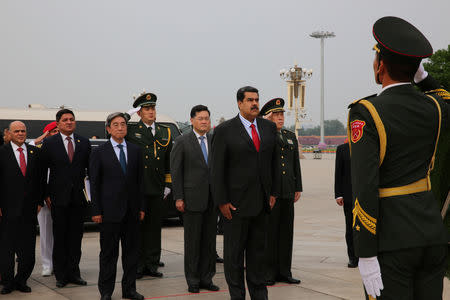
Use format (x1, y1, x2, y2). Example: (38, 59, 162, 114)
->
(133, 92, 157, 108)
(373, 16, 433, 58)
(259, 98, 285, 116)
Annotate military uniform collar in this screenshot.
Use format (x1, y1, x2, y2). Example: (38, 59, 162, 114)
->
(141, 120, 156, 131)
(378, 82, 411, 96)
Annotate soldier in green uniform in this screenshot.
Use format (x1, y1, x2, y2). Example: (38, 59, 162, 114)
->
(348, 16, 449, 299)
(126, 92, 173, 278)
(259, 98, 302, 286)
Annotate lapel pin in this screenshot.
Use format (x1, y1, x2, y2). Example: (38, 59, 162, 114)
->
(77, 139, 80, 143)
(30, 150, 34, 154)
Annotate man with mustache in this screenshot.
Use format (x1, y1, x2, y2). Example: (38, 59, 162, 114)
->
(211, 86, 279, 300)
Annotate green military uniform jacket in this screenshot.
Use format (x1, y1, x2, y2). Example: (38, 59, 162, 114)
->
(126, 120, 172, 196)
(277, 129, 302, 198)
(348, 83, 449, 258)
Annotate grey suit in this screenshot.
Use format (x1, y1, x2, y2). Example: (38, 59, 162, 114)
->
(170, 131, 216, 288)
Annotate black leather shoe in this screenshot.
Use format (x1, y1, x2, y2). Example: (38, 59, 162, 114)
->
(16, 284, 32, 293)
(348, 259, 358, 268)
(100, 295, 112, 300)
(1, 287, 13, 294)
(188, 285, 199, 293)
(200, 283, 220, 291)
(68, 277, 87, 285)
(216, 255, 224, 263)
(266, 280, 276, 286)
(158, 261, 165, 267)
(146, 270, 163, 278)
(277, 276, 301, 284)
(122, 291, 144, 300)
(56, 281, 67, 288)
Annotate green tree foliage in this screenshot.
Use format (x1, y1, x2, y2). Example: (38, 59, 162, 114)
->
(424, 45, 450, 90)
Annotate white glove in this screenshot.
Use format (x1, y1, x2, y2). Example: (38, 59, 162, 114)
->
(127, 107, 140, 117)
(358, 256, 384, 298)
(414, 62, 428, 84)
(163, 187, 171, 199)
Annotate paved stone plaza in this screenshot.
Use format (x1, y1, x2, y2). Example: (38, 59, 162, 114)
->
(2, 154, 449, 299)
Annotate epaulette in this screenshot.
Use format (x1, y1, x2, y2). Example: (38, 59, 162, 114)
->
(425, 89, 450, 100)
(281, 129, 295, 136)
(36, 144, 43, 149)
(348, 94, 377, 109)
(156, 123, 169, 128)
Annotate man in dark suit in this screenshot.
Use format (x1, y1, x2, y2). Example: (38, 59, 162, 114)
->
(211, 86, 279, 300)
(90, 112, 145, 300)
(334, 141, 358, 268)
(171, 105, 219, 293)
(259, 98, 302, 286)
(0, 121, 45, 294)
(41, 109, 91, 288)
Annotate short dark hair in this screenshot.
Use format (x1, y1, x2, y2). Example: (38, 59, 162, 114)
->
(190, 105, 210, 118)
(56, 109, 75, 122)
(379, 52, 421, 82)
(236, 86, 259, 102)
(106, 112, 127, 127)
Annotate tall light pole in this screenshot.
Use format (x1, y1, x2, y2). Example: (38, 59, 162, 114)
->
(310, 31, 335, 149)
(280, 65, 313, 139)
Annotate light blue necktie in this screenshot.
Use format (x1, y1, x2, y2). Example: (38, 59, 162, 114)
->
(199, 136, 208, 164)
(117, 144, 127, 173)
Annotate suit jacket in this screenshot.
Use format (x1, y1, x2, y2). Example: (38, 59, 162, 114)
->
(41, 133, 91, 207)
(211, 115, 279, 217)
(0, 143, 45, 220)
(334, 143, 352, 204)
(89, 140, 145, 223)
(170, 131, 211, 212)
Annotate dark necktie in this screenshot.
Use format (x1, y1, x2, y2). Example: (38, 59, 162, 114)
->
(250, 124, 260, 152)
(117, 144, 127, 174)
(66, 136, 74, 162)
(199, 136, 208, 164)
(17, 147, 26, 176)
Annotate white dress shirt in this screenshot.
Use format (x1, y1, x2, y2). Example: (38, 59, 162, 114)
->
(110, 138, 128, 163)
(238, 113, 260, 139)
(11, 142, 27, 167)
(60, 132, 76, 153)
(193, 129, 208, 154)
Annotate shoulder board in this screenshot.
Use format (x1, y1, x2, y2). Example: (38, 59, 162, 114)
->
(156, 123, 169, 128)
(425, 88, 450, 100)
(282, 129, 295, 136)
(348, 94, 377, 109)
(36, 144, 43, 149)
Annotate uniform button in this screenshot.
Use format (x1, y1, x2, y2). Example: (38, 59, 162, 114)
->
(145, 166, 148, 169)
(157, 157, 160, 160)
(156, 168, 159, 171)
(146, 145, 149, 149)
(282, 171, 286, 175)
(145, 155, 148, 159)
(158, 147, 161, 150)
(282, 163, 285, 166)
(281, 148, 284, 151)
(281, 156, 284, 159)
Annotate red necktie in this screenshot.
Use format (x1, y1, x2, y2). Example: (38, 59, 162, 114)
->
(67, 136, 74, 162)
(17, 147, 26, 176)
(250, 124, 260, 152)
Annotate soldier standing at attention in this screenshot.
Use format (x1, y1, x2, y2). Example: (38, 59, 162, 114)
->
(259, 98, 302, 286)
(126, 92, 172, 278)
(349, 16, 449, 299)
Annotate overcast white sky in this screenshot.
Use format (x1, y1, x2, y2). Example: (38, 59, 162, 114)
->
(1, 0, 449, 126)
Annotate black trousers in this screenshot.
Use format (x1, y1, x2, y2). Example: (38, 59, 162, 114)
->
(139, 195, 163, 272)
(98, 218, 139, 297)
(343, 201, 357, 262)
(365, 245, 448, 300)
(265, 197, 294, 280)
(183, 200, 217, 287)
(224, 210, 268, 300)
(0, 216, 36, 288)
(51, 202, 84, 282)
